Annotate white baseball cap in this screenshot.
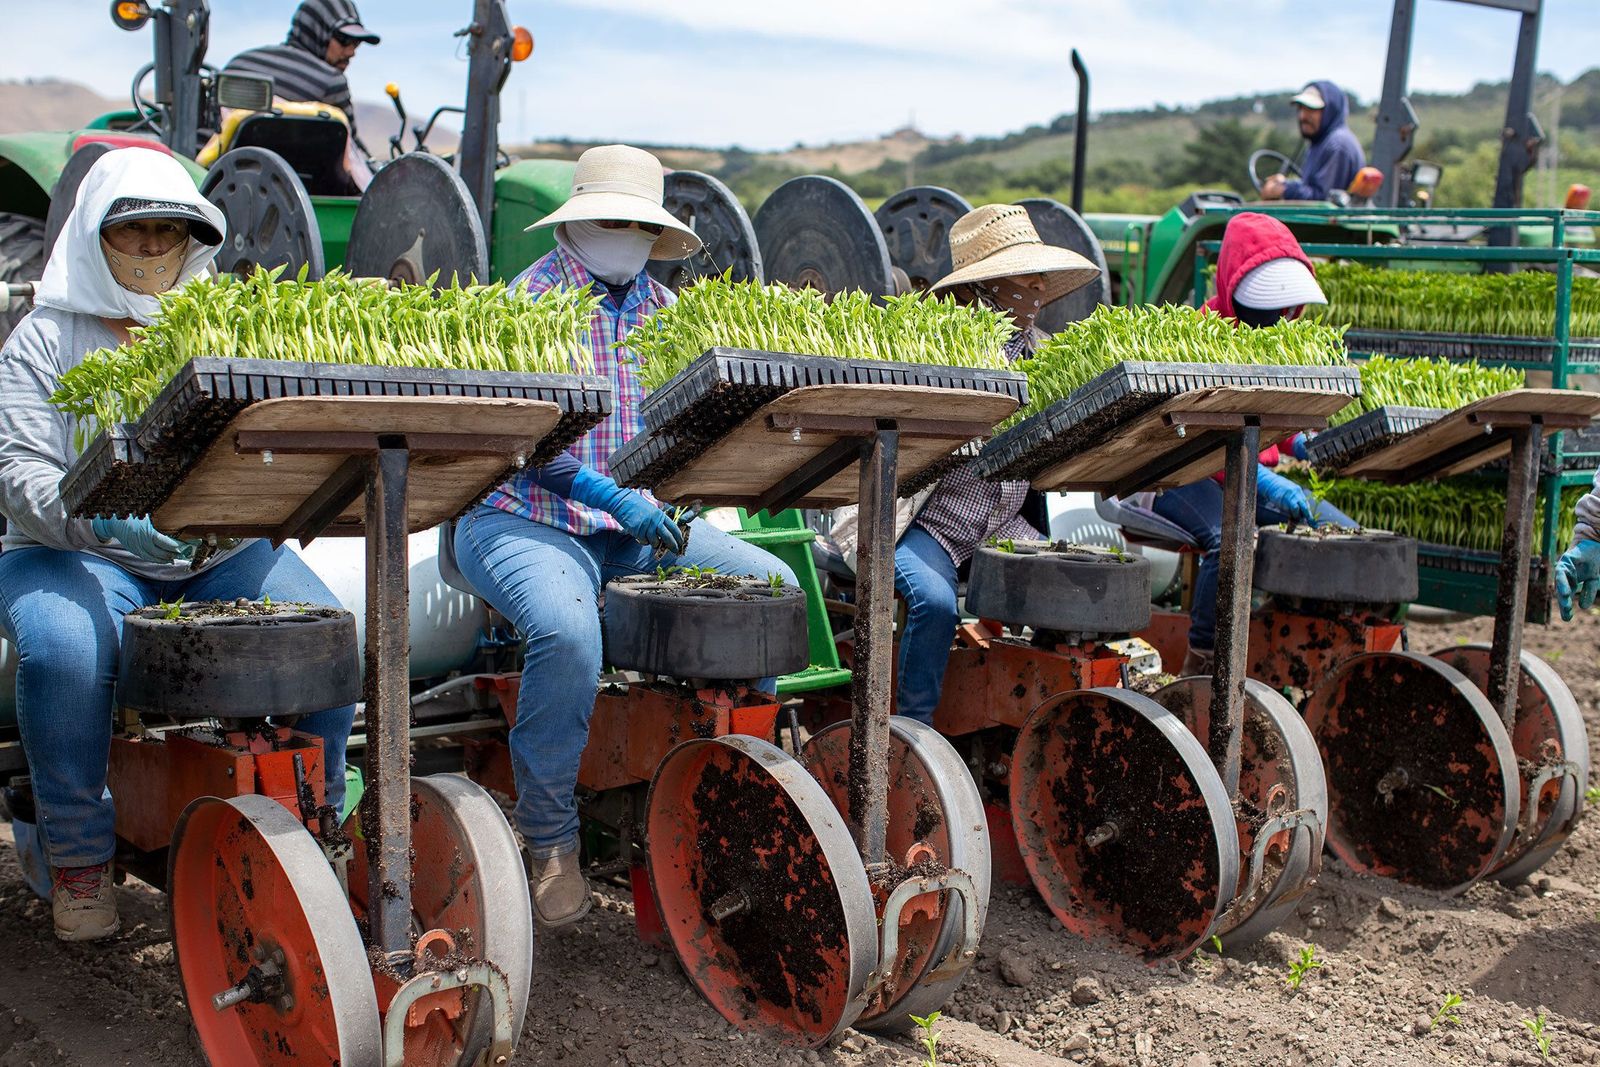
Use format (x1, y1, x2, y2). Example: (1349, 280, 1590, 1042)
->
(1292, 85, 1326, 110)
(1234, 258, 1327, 310)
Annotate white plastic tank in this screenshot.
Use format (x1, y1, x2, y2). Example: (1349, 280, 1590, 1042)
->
(1047, 491, 1183, 602)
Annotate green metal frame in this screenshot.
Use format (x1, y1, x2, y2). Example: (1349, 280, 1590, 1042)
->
(1190, 205, 1600, 620)
(732, 509, 853, 695)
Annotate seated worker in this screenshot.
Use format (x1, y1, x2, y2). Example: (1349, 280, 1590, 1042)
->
(1146, 212, 1356, 674)
(1260, 81, 1366, 202)
(885, 204, 1101, 726)
(1554, 473, 1600, 621)
(221, 0, 380, 187)
(0, 148, 355, 942)
(451, 145, 798, 929)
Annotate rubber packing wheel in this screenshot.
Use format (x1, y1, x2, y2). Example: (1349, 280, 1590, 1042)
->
(170, 794, 381, 1066)
(802, 717, 990, 1033)
(342, 775, 534, 1058)
(1430, 643, 1589, 883)
(1151, 677, 1327, 946)
(646, 735, 876, 1047)
(1009, 688, 1238, 959)
(1304, 651, 1518, 893)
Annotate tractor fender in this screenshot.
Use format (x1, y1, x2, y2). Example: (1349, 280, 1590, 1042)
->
(0, 129, 203, 222)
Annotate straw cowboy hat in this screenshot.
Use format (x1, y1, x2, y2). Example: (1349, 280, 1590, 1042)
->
(930, 204, 1100, 305)
(526, 144, 702, 261)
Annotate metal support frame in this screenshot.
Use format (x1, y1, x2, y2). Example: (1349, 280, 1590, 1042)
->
(147, 0, 211, 159)
(850, 429, 899, 870)
(457, 0, 516, 238)
(1208, 426, 1259, 800)
(1486, 422, 1540, 730)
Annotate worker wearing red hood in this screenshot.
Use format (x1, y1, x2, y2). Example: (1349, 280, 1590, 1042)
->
(1151, 212, 1355, 674)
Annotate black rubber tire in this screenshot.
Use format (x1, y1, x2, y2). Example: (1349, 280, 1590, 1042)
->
(603, 576, 809, 681)
(1254, 528, 1418, 604)
(117, 602, 360, 720)
(966, 541, 1151, 636)
(0, 213, 46, 347)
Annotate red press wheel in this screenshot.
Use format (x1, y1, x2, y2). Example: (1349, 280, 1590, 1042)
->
(1152, 677, 1327, 946)
(1009, 688, 1239, 960)
(1431, 644, 1589, 883)
(1304, 651, 1518, 893)
(646, 735, 877, 1047)
(170, 794, 381, 1066)
(803, 717, 990, 1032)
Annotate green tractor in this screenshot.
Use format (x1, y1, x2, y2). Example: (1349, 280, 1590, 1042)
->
(0, 0, 585, 345)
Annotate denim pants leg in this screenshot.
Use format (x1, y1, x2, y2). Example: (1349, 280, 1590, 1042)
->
(1151, 481, 1226, 652)
(892, 526, 960, 726)
(0, 549, 147, 868)
(178, 540, 356, 813)
(454, 506, 607, 858)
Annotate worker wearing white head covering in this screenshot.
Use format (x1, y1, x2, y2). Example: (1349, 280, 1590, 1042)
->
(0, 146, 353, 944)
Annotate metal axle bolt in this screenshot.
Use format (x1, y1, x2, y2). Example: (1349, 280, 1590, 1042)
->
(709, 890, 749, 922)
(1086, 821, 1120, 849)
(261, 450, 274, 466)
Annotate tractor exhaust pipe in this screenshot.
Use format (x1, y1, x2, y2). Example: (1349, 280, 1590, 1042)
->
(1071, 49, 1089, 216)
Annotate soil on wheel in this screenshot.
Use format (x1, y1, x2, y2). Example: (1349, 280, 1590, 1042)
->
(0, 212, 46, 346)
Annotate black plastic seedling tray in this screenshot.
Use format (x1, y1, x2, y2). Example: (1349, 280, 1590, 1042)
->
(639, 347, 1029, 440)
(61, 358, 613, 520)
(975, 360, 1363, 484)
(1306, 405, 1445, 471)
(1343, 329, 1600, 367)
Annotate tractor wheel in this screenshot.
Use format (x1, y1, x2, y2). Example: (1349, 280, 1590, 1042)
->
(0, 212, 46, 346)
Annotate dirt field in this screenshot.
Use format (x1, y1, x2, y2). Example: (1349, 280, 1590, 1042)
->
(0, 609, 1596, 1067)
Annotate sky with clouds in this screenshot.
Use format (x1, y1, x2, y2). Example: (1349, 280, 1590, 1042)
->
(7, 1, 1598, 149)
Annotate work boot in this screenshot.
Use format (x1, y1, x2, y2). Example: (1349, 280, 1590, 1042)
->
(1179, 646, 1215, 677)
(528, 850, 592, 928)
(52, 862, 120, 942)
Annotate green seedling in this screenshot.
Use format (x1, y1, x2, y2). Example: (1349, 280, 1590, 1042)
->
(990, 537, 1017, 554)
(261, 594, 271, 611)
(159, 599, 183, 621)
(1313, 263, 1600, 340)
(1285, 944, 1322, 990)
(1585, 786, 1600, 805)
(1522, 1011, 1551, 1061)
(1430, 992, 1464, 1030)
(1210, 934, 1224, 955)
(1545, 649, 1565, 664)
(1423, 784, 1458, 807)
(767, 572, 784, 597)
(908, 1010, 942, 1067)
(1327, 354, 1525, 428)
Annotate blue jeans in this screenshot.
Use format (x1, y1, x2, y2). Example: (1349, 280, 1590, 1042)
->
(893, 526, 960, 727)
(0, 541, 354, 869)
(1152, 481, 1356, 651)
(453, 505, 798, 858)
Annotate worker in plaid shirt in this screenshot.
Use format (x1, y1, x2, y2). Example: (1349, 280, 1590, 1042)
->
(452, 146, 796, 929)
(894, 205, 1101, 725)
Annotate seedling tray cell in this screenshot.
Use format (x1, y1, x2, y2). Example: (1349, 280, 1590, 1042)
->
(639, 347, 1028, 440)
(975, 361, 1363, 485)
(1343, 329, 1600, 367)
(1307, 406, 1445, 472)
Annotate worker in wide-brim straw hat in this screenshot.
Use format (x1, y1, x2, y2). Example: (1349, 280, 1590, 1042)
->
(835, 204, 1100, 727)
(449, 144, 796, 930)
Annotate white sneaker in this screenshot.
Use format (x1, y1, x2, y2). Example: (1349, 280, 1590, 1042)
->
(52, 863, 120, 942)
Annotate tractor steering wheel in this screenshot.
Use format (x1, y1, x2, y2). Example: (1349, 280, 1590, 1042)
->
(1248, 149, 1301, 194)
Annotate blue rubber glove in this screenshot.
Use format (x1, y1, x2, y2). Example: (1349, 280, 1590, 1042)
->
(1289, 432, 1310, 461)
(1256, 467, 1316, 526)
(569, 467, 688, 555)
(91, 515, 193, 565)
(1553, 539, 1600, 621)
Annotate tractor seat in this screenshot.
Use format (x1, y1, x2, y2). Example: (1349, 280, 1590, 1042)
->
(1093, 495, 1200, 552)
(231, 112, 360, 197)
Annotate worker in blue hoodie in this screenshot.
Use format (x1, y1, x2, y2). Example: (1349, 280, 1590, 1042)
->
(1261, 81, 1366, 202)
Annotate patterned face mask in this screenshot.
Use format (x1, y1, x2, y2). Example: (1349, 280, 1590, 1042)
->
(100, 235, 190, 296)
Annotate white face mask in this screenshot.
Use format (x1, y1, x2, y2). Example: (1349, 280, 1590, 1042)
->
(100, 235, 191, 296)
(558, 220, 656, 285)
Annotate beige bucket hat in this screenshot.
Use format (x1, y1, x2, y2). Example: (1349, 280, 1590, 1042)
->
(930, 204, 1100, 306)
(525, 144, 702, 261)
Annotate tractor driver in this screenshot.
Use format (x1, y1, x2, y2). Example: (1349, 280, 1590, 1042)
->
(0, 148, 355, 942)
(1141, 212, 1356, 674)
(1260, 81, 1366, 202)
(450, 145, 798, 930)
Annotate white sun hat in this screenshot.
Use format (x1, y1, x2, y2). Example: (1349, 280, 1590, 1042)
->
(929, 204, 1101, 306)
(1233, 257, 1327, 310)
(525, 144, 701, 261)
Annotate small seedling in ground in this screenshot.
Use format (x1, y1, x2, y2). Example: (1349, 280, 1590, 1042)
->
(1544, 648, 1565, 664)
(1286, 944, 1322, 990)
(1586, 786, 1600, 805)
(1210, 934, 1224, 954)
(1430, 993, 1464, 1030)
(1522, 1011, 1551, 1060)
(767, 572, 784, 597)
(908, 1011, 941, 1067)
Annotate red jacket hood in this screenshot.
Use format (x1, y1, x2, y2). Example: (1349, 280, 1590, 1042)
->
(1203, 212, 1316, 320)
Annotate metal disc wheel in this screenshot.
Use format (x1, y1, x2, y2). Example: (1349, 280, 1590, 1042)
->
(343, 774, 534, 1055)
(1010, 688, 1238, 959)
(170, 794, 381, 1066)
(873, 186, 972, 295)
(1431, 644, 1589, 883)
(802, 718, 989, 1033)
(44, 142, 115, 262)
(1151, 677, 1327, 946)
(1304, 651, 1518, 893)
(1015, 198, 1110, 333)
(646, 735, 876, 1047)
(345, 154, 488, 287)
(647, 170, 763, 291)
(754, 175, 895, 297)
(201, 147, 325, 280)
